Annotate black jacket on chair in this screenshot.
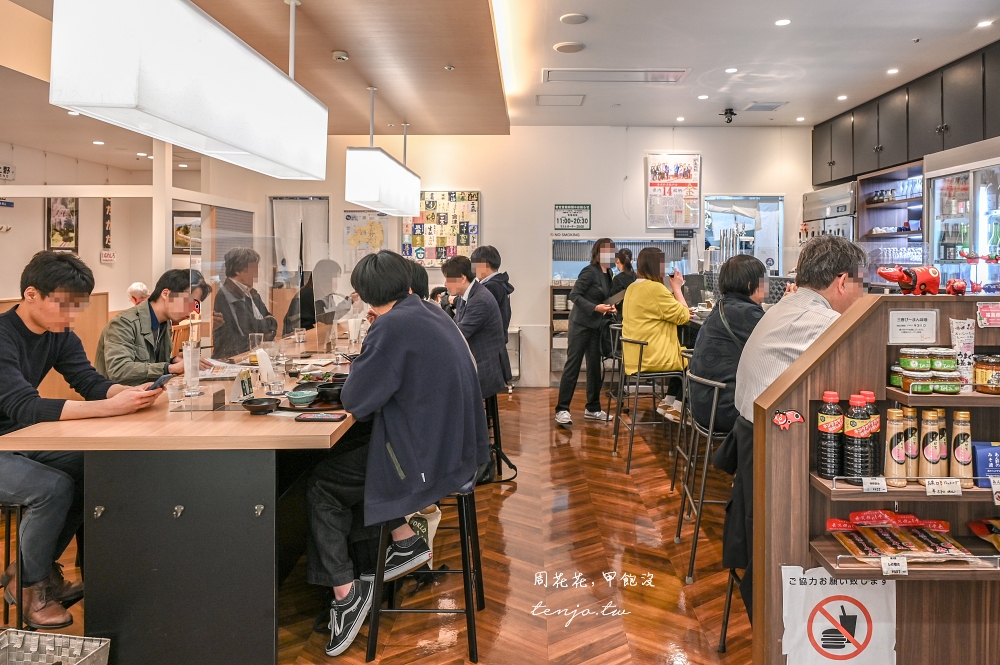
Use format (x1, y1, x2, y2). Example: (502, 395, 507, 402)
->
(455, 280, 509, 398)
(568, 264, 613, 330)
(713, 414, 754, 619)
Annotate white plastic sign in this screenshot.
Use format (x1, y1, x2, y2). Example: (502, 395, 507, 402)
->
(255, 348, 276, 384)
(991, 476, 1000, 506)
(924, 478, 962, 496)
(887, 309, 937, 345)
(862, 477, 887, 493)
(782, 566, 896, 664)
(880, 556, 908, 576)
(230, 368, 254, 403)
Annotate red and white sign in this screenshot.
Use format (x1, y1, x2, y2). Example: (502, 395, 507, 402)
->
(99, 249, 116, 264)
(976, 302, 1000, 328)
(807, 596, 872, 660)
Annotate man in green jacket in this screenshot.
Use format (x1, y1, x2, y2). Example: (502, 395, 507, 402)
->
(96, 269, 208, 385)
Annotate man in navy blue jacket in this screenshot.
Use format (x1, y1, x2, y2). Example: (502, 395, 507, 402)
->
(306, 250, 490, 657)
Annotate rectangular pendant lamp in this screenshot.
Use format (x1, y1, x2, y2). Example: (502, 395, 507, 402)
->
(345, 147, 420, 217)
(48, 0, 329, 180)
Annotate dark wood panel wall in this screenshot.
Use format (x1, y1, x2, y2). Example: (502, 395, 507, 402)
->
(814, 39, 1000, 186)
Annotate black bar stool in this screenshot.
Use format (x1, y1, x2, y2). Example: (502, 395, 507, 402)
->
(668, 349, 695, 491)
(672, 371, 728, 583)
(603, 324, 623, 416)
(366, 483, 484, 662)
(612, 337, 683, 474)
(718, 568, 743, 652)
(1, 504, 24, 629)
(484, 395, 503, 479)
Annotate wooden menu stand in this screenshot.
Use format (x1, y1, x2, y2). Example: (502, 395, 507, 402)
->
(753, 294, 1000, 665)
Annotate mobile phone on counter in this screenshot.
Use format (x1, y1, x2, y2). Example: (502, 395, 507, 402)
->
(147, 374, 175, 391)
(295, 413, 347, 422)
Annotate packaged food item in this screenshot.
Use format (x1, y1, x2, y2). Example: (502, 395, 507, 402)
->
(860, 391, 882, 476)
(901, 370, 933, 393)
(950, 410, 974, 489)
(843, 395, 873, 484)
(889, 365, 904, 388)
(936, 408, 949, 464)
(899, 348, 931, 371)
(883, 408, 908, 487)
(973, 355, 1000, 394)
(950, 318, 975, 392)
(902, 407, 919, 478)
(918, 410, 944, 485)
(816, 391, 843, 480)
(967, 519, 1000, 552)
(826, 518, 890, 561)
(932, 371, 961, 394)
(930, 348, 959, 371)
(905, 518, 973, 556)
(972, 442, 1000, 488)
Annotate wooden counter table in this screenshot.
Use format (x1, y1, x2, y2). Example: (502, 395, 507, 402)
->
(3, 388, 355, 665)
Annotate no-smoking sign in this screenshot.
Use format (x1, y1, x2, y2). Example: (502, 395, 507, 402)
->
(807, 596, 872, 660)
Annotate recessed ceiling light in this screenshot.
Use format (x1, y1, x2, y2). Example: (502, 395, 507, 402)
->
(387, 124, 395, 127)
(977, 20, 993, 28)
(698, 95, 709, 100)
(775, 19, 791, 26)
(796, 117, 805, 122)
(887, 68, 899, 74)
(444, 65, 455, 71)
(93, 141, 104, 145)
(178, 164, 188, 168)
(67, 111, 80, 115)
(560, 13, 588, 24)
(137, 152, 147, 156)
(676, 117, 685, 122)
(837, 95, 847, 100)
(554, 42, 585, 53)
(725, 68, 738, 73)
(147, 155, 154, 159)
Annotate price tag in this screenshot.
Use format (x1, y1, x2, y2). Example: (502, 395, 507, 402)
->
(862, 477, 888, 493)
(924, 478, 963, 496)
(880, 555, 908, 576)
(991, 476, 1000, 506)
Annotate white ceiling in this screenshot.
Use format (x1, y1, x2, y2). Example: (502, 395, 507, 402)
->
(501, 0, 1000, 126)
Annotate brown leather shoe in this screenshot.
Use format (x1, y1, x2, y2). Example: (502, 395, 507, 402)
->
(2, 562, 83, 608)
(8, 580, 73, 630)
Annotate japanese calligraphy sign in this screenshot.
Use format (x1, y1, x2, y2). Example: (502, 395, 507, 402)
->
(782, 566, 896, 664)
(887, 309, 938, 345)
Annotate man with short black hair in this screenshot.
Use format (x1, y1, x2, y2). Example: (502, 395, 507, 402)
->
(0, 251, 162, 629)
(212, 247, 277, 360)
(470, 245, 515, 340)
(305, 250, 489, 657)
(96, 269, 209, 385)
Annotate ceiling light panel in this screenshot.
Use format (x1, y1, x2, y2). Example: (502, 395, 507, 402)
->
(49, 0, 329, 180)
(544, 69, 690, 83)
(742, 101, 787, 112)
(345, 148, 420, 218)
(536, 95, 585, 106)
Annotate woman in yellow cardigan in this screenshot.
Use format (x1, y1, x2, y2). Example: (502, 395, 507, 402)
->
(622, 247, 691, 376)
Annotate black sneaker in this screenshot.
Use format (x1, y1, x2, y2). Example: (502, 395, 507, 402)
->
(383, 536, 432, 581)
(325, 579, 374, 657)
(314, 590, 334, 634)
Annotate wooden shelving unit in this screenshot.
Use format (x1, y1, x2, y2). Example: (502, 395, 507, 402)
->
(809, 472, 995, 502)
(863, 196, 923, 209)
(809, 536, 1000, 581)
(863, 230, 923, 239)
(884, 386, 1000, 407)
(550, 285, 572, 373)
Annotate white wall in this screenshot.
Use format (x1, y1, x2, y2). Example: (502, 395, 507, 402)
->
(201, 125, 813, 387)
(0, 141, 154, 310)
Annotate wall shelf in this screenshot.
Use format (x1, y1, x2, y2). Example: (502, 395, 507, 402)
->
(810, 536, 1000, 580)
(884, 386, 1000, 407)
(862, 231, 923, 239)
(862, 196, 923, 209)
(809, 472, 994, 502)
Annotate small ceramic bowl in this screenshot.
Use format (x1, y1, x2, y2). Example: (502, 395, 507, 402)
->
(317, 383, 342, 403)
(242, 397, 280, 415)
(286, 390, 318, 406)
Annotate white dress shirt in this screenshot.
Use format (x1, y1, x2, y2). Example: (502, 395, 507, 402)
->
(734, 287, 840, 422)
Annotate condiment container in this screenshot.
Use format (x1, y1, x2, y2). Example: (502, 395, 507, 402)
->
(901, 370, 933, 393)
(973, 355, 1000, 394)
(899, 348, 931, 371)
(918, 409, 944, 485)
(883, 408, 908, 487)
(950, 410, 974, 489)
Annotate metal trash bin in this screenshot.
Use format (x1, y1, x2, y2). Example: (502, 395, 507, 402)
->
(0, 629, 110, 665)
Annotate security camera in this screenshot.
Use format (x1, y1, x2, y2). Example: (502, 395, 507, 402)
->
(720, 108, 737, 123)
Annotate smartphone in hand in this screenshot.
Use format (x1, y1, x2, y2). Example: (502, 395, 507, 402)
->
(147, 374, 174, 391)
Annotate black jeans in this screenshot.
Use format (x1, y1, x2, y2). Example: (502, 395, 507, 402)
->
(306, 442, 405, 588)
(0, 451, 83, 585)
(557, 322, 604, 413)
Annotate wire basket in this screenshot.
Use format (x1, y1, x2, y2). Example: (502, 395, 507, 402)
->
(0, 630, 110, 665)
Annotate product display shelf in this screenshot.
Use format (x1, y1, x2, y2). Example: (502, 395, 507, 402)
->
(862, 230, 923, 239)
(550, 285, 572, 374)
(863, 196, 924, 209)
(809, 536, 1000, 580)
(753, 294, 1000, 665)
(809, 472, 995, 502)
(884, 386, 1000, 407)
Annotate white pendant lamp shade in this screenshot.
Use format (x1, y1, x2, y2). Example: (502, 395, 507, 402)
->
(48, 0, 329, 180)
(345, 148, 420, 217)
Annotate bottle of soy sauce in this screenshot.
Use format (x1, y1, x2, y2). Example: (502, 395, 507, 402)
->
(817, 391, 844, 480)
(843, 394, 873, 485)
(860, 391, 882, 476)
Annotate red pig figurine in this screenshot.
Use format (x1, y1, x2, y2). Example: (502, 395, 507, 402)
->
(876, 265, 940, 295)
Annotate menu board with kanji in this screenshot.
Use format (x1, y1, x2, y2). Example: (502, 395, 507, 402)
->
(402, 191, 480, 267)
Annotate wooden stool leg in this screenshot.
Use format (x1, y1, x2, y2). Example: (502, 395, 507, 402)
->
(456, 496, 479, 662)
(365, 524, 391, 662)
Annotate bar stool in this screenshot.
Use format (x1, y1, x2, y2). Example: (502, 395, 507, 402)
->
(672, 371, 728, 584)
(668, 350, 695, 492)
(603, 324, 623, 416)
(612, 337, 683, 474)
(718, 568, 743, 652)
(484, 395, 503, 478)
(0, 504, 24, 629)
(366, 482, 484, 662)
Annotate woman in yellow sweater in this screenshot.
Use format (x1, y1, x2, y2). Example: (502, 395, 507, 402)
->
(622, 247, 691, 376)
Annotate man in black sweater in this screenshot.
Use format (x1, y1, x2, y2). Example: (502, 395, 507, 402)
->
(0, 252, 162, 629)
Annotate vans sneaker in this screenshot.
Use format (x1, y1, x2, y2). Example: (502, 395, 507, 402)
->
(383, 536, 432, 581)
(325, 579, 374, 657)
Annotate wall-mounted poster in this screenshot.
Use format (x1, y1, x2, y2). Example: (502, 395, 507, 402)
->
(344, 209, 388, 271)
(554, 204, 591, 230)
(45, 197, 79, 252)
(402, 191, 480, 267)
(172, 212, 201, 254)
(102, 198, 112, 249)
(646, 153, 701, 229)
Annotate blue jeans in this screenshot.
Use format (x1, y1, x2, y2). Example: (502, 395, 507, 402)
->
(0, 451, 83, 585)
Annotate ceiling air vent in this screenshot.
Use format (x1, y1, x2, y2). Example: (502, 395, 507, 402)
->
(544, 69, 690, 83)
(742, 101, 787, 112)
(536, 95, 585, 106)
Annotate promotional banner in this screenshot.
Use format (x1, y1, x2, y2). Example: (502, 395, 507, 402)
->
(646, 153, 700, 229)
(403, 191, 480, 267)
(103, 198, 112, 249)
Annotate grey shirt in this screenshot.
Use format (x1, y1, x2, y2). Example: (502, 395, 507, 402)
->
(734, 288, 840, 422)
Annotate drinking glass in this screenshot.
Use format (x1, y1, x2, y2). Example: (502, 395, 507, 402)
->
(248, 333, 264, 351)
(166, 381, 185, 404)
(347, 318, 362, 344)
(294, 327, 307, 344)
(182, 341, 202, 396)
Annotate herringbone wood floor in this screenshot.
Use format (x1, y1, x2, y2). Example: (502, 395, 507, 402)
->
(34, 386, 750, 664)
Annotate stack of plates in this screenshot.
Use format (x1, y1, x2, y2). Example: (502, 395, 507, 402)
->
(554, 295, 568, 311)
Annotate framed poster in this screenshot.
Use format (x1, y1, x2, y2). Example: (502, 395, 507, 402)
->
(344, 210, 388, 271)
(554, 204, 591, 230)
(646, 153, 701, 229)
(45, 197, 79, 252)
(172, 212, 201, 254)
(402, 191, 480, 267)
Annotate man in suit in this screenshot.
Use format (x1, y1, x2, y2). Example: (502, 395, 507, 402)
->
(212, 247, 278, 360)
